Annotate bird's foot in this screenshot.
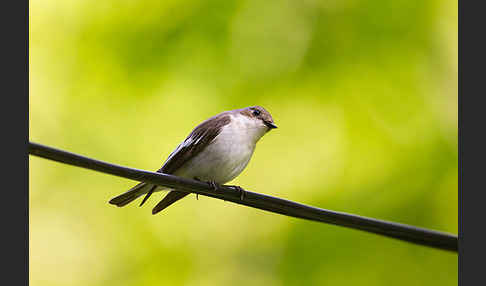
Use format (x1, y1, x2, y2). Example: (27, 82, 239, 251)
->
(229, 185, 246, 200)
(207, 180, 222, 191)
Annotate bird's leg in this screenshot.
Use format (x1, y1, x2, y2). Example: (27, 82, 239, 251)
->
(228, 185, 246, 200)
(193, 177, 201, 200)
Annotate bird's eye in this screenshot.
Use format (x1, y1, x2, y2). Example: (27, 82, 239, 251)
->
(252, 109, 261, 116)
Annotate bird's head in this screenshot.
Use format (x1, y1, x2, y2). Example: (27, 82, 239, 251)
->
(240, 106, 277, 129)
(236, 106, 277, 142)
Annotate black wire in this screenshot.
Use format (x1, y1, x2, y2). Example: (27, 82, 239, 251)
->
(28, 141, 458, 252)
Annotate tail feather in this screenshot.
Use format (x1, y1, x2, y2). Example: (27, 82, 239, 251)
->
(109, 182, 154, 207)
(152, 190, 188, 215)
(139, 185, 157, 207)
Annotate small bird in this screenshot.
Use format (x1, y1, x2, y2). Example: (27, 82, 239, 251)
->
(109, 106, 277, 215)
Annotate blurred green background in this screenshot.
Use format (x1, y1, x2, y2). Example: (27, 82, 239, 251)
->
(29, 0, 457, 285)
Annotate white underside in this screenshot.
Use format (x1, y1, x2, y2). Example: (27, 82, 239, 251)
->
(155, 113, 268, 191)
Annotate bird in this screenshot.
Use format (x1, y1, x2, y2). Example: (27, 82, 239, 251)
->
(109, 106, 277, 215)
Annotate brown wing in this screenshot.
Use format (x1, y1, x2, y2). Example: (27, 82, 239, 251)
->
(158, 113, 231, 174)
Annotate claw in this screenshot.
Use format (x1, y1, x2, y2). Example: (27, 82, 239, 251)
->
(207, 180, 220, 191)
(239, 187, 246, 201)
(229, 185, 246, 200)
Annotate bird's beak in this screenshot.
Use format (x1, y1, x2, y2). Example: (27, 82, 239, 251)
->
(264, 121, 278, 129)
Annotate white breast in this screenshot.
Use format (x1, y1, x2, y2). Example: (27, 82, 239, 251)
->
(174, 114, 267, 184)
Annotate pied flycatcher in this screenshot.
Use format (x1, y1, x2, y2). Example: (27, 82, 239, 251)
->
(109, 106, 277, 214)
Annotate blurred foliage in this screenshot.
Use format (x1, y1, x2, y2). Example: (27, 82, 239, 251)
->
(29, 0, 457, 285)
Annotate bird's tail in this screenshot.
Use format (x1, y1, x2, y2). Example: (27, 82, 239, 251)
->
(152, 190, 188, 215)
(109, 182, 157, 207)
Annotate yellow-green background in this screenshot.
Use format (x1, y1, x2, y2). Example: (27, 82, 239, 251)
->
(29, 0, 457, 285)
